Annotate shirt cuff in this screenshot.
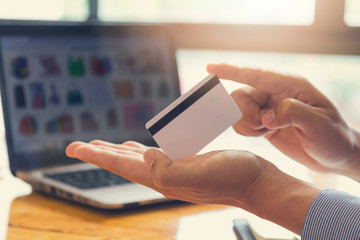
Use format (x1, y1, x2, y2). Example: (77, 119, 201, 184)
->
(301, 188, 360, 240)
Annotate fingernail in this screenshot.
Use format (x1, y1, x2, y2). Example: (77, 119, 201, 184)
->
(207, 63, 216, 72)
(144, 149, 157, 168)
(65, 145, 76, 158)
(262, 109, 276, 126)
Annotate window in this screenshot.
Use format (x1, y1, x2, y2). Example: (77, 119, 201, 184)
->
(0, 0, 89, 21)
(345, 0, 360, 26)
(99, 0, 315, 25)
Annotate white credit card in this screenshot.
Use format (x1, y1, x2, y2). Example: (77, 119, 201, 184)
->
(145, 74, 242, 160)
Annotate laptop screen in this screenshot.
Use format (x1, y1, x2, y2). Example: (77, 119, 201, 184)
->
(0, 24, 180, 173)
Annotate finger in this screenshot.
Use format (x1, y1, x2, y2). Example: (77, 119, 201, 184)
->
(144, 148, 193, 189)
(74, 144, 154, 186)
(74, 144, 136, 169)
(122, 141, 148, 148)
(90, 140, 148, 154)
(89, 139, 113, 145)
(93, 145, 142, 157)
(261, 98, 327, 133)
(231, 87, 268, 130)
(207, 63, 294, 94)
(144, 148, 174, 189)
(233, 120, 269, 137)
(66, 141, 87, 158)
(89, 139, 143, 150)
(233, 85, 270, 107)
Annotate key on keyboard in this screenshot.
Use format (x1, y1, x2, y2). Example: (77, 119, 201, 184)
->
(45, 168, 131, 189)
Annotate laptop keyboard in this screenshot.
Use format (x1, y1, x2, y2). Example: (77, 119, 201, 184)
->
(45, 168, 131, 189)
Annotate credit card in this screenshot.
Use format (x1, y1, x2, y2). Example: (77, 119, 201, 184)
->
(145, 74, 242, 160)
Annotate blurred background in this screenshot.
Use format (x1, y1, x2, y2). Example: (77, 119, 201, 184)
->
(0, 0, 360, 196)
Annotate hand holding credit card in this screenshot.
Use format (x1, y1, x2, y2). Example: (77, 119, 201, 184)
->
(145, 74, 242, 160)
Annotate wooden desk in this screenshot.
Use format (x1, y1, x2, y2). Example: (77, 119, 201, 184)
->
(6, 193, 245, 240)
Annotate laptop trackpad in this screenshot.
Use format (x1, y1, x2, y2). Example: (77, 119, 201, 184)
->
(82, 184, 164, 205)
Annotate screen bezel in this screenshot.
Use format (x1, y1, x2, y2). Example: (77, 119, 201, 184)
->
(0, 22, 180, 175)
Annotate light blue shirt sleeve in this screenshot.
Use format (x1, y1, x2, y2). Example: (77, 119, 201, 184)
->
(301, 189, 360, 240)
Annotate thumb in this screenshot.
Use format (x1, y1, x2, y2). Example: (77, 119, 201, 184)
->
(143, 148, 174, 187)
(261, 98, 322, 131)
(144, 148, 171, 168)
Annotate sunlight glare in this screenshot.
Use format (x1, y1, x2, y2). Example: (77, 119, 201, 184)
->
(0, 0, 64, 20)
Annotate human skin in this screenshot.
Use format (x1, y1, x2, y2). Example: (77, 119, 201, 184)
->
(207, 63, 360, 181)
(66, 63, 360, 235)
(66, 140, 321, 235)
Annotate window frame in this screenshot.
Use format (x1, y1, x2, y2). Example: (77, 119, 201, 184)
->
(1, 0, 359, 55)
(90, 0, 360, 55)
(167, 0, 360, 55)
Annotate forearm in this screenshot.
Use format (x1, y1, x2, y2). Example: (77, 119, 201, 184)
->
(241, 159, 322, 235)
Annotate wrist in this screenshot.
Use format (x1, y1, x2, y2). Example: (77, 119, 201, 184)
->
(341, 128, 360, 182)
(241, 157, 322, 235)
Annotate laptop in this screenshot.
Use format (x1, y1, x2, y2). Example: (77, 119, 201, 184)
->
(0, 22, 180, 209)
